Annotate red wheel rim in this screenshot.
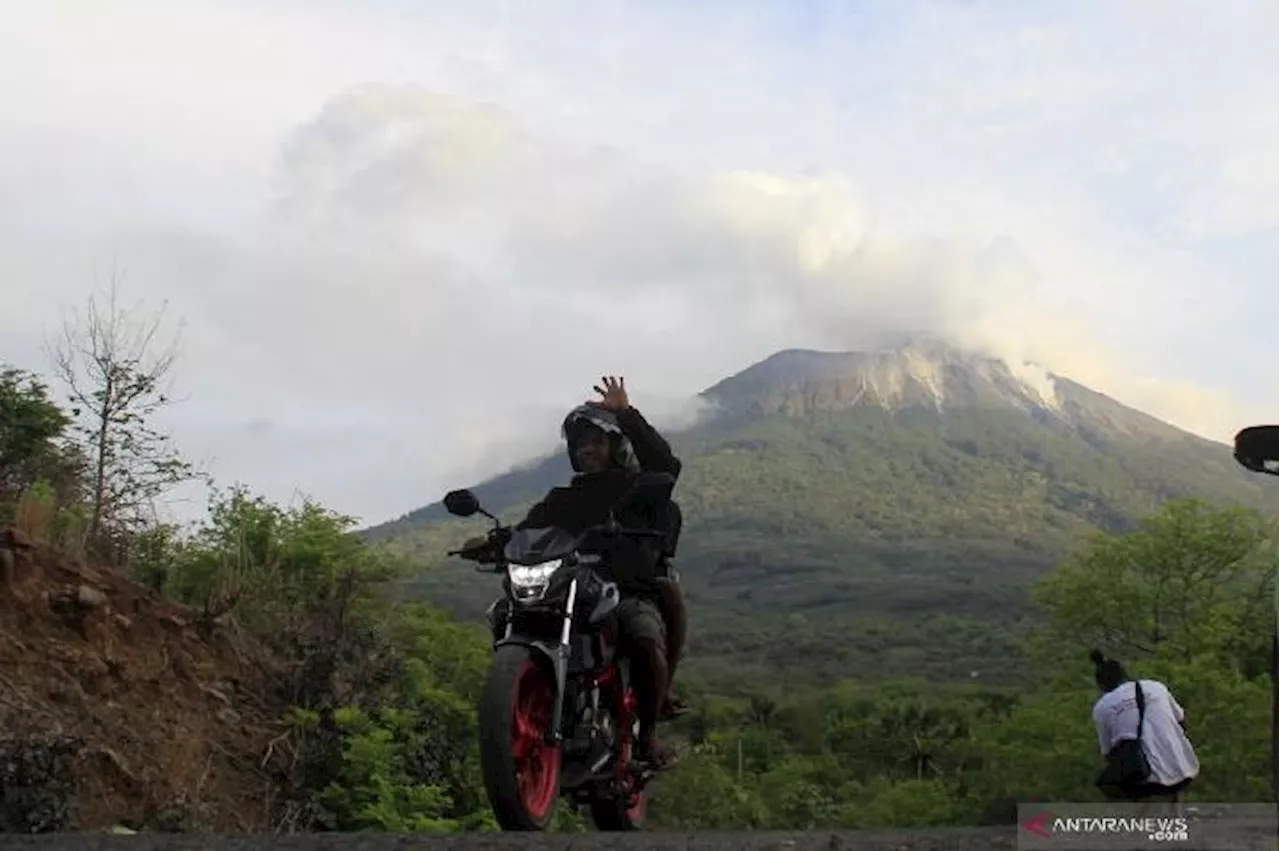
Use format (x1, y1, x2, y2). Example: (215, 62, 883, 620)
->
(625, 786, 648, 822)
(620, 686, 646, 822)
(510, 661, 561, 820)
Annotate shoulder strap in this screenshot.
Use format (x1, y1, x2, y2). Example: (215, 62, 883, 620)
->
(1134, 680, 1147, 739)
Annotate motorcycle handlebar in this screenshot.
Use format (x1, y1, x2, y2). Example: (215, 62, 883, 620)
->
(445, 521, 667, 563)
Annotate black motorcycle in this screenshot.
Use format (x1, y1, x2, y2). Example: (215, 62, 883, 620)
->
(442, 472, 676, 831)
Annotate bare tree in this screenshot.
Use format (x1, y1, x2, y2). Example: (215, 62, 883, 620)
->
(49, 276, 201, 547)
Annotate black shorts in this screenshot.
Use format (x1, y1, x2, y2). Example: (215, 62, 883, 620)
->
(614, 596, 666, 652)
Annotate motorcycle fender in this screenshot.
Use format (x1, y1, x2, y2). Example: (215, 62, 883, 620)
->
(496, 636, 570, 745)
(494, 637, 562, 681)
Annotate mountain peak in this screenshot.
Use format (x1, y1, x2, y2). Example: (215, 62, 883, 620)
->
(702, 338, 1061, 417)
(370, 337, 1270, 686)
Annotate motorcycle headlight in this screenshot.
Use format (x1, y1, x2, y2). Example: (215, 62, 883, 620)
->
(508, 559, 561, 602)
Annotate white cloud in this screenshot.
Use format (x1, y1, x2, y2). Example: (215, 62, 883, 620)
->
(0, 0, 1274, 524)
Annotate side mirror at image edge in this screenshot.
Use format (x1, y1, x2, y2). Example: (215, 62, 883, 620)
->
(443, 489, 482, 518)
(1234, 425, 1279, 476)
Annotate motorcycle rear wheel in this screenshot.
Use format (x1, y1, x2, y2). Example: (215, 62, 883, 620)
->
(589, 684, 648, 831)
(479, 645, 563, 830)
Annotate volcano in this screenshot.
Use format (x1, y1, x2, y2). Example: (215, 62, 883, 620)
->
(364, 340, 1276, 685)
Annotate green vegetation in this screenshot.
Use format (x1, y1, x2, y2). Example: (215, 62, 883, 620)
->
(2, 318, 1275, 832)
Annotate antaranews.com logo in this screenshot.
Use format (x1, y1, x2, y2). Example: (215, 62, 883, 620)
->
(1017, 802, 1278, 849)
(1020, 808, 1190, 844)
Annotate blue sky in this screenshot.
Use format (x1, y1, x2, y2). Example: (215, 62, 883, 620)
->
(0, 0, 1275, 524)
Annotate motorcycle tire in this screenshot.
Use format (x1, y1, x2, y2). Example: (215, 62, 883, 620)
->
(589, 687, 648, 831)
(478, 645, 563, 830)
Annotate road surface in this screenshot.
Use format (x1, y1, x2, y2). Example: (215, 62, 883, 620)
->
(0, 828, 1021, 851)
(3, 822, 1278, 851)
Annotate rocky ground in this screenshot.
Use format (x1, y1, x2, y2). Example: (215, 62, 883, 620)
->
(0, 529, 288, 833)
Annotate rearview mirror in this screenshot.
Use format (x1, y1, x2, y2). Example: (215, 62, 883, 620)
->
(1234, 425, 1278, 476)
(443, 489, 482, 517)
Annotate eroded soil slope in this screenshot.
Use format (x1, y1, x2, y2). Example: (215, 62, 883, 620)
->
(0, 529, 285, 832)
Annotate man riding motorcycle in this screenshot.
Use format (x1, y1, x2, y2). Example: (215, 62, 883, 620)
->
(464, 376, 689, 769)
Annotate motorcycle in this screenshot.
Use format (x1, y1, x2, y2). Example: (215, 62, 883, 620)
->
(441, 471, 676, 832)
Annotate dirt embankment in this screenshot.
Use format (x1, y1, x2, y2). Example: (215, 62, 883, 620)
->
(0, 528, 287, 832)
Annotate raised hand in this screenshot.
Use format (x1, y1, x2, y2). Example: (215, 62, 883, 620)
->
(588, 375, 630, 413)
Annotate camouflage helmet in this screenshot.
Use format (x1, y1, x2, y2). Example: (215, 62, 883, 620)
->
(561, 404, 639, 473)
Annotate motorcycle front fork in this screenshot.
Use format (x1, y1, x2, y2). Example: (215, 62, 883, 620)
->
(544, 576, 579, 745)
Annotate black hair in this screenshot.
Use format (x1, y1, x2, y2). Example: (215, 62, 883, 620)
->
(1090, 648, 1130, 692)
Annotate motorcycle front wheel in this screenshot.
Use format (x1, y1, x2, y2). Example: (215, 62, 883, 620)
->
(478, 644, 563, 830)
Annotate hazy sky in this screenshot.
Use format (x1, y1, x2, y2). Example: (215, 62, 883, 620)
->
(2, 0, 1276, 526)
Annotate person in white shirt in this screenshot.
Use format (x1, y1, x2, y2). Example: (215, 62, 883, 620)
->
(1090, 650, 1199, 803)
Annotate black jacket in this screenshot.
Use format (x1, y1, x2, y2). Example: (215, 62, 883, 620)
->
(516, 406, 682, 594)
